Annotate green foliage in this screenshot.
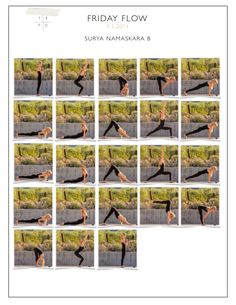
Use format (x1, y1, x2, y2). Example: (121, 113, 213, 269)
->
(14, 59, 52, 80)
(140, 187, 178, 209)
(99, 145, 137, 167)
(181, 146, 219, 167)
(99, 59, 136, 80)
(56, 230, 94, 251)
(99, 230, 137, 252)
(14, 101, 52, 122)
(140, 58, 178, 80)
(56, 101, 94, 123)
(14, 230, 52, 251)
(14, 144, 53, 165)
(181, 188, 219, 209)
(140, 100, 178, 122)
(181, 101, 219, 123)
(140, 145, 178, 167)
(56, 59, 94, 80)
(99, 188, 137, 209)
(99, 101, 137, 123)
(14, 188, 52, 209)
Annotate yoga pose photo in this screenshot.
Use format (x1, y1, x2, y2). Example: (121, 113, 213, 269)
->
(102, 207, 130, 225)
(185, 122, 218, 139)
(197, 205, 217, 225)
(61, 165, 88, 184)
(102, 120, 130, 138)
(36, 61, 44, 95)
(146, 156, 172, 182)
(62, 207, 88, 225)
(102, 165, 130, 183)
(152, 200, 176, 224)
(118, 76, 129, 96)
(17, 214, 52, 226)
(61, 120, 88, 139)
(183, 79, 219, 96)
(120, 233, 129, 267)
(184, 166, 218, 183)
(16, 127, 52, 138)
(145, 109, 173, 137)
(16, 170, 52, 181)
(157, 76, 176, 96)
(74, 234, 89, 266)
(74, 60, 90, 95)
(34, 247, 45, 267)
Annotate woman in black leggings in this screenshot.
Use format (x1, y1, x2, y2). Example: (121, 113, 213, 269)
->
(184, 79, 218, 96)
(102, 165, 130, 183)
(62, 208, 88, 225)
(74, 235, 88, 266)
(197, 205, 217, 225)
(74, 61, 89, 95)
(102, 120, 129, 138)
(185, 122, 218, 139)
(36, 61, 44, 95)
(145, 110, 172, 137)
(34, 247, 45, 267)
(153, 199, 176, 224)
(146, 160, 172, 182)
(61, 166, 88, 184)
(16, 127, 52, 138)
(16, 170, 52, 181)
(118, 76, 129, 96)
(102, 207, 130, 225)
(157, 76, 176, 96)
(120, 233, 128, 267)
(184, 166, 217, 183)
(61, 121, 88, 139)
(17, 214, 52, 226)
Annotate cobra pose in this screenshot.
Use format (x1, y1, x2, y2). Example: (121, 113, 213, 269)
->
(16, 127, 52, 138)
(16, 214, 52, 226)
(146, 155, 172, 182)
(34, 247, 45, 267)
(102, 120, 130, 138)
(157, 76, 176, 96)
(74, 60, 89, 95)
(153, 199, 176, 224)
(60, 120, 88, 139)
(36, 61, 44, 96)
(184, 122, 218, 139)
(61, 165, 88, 184)
(197, 205, 217, 225)
(74, 234, 89, 266)
(184, 166, 218, 183)
(16, 170, 52, 181)
(120, 233, 129, 267)
(62, 208, 88, 225)
(118, 76, 129, 96)
(145, 109, 173, 137)
(183, 79, 219, 96)
(102, 207, 130, 225)
(102, 164, 130, 183)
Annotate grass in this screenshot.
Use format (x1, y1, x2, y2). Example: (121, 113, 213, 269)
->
(181, 146, 219, 167)
(56, 230, 94, 251)
(14, 59, 52, 80)
(14, 144, 53, 165)
(140, 187, 178, 209)
(56, 101, 94, 123)
(14, 230, 52, 251)
(99, 59, 136, 80)
(14, 188, 52, 209)
(140, 100, 178, 122)
(99, 145, 137, 167)
(99, 101, 137, 123)
(14, 101, 52, 123)
(181, 188, 219, 209)
(140, 58, 178, 80)
(99, 230, 137, 252)
(140, 145, 178, 167)
(99, 187, 137, 209)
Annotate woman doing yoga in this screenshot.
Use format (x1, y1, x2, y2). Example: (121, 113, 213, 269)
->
(61, 120, 88, 139)
(184, 79, 218, 96)
(102, 120, 130, 138)
(184, 122, 218, 139)
(145, 109, 173, 137)
(102, 164, 130, 183)
(16, 169, 52, 181)
(74, 61, 89, 95)
(16, 127, 52, 138)
(146, 155, 172, 182)
(61, 165, 88, 184)
(17, 214, 52, 226)
(118, 76, 129, 96)
(157, 76, 176, 96)
(197, 205, 217, 225)
(74, 234, 89, 266)
(62, 207, 88, 225)
(36, 61, 44, 96)
(184, 166, 218, 183)
(120, 233, 128, 267)
(34, 247, 45, 267)
(153, 199, 176, 224)
(102, 207, 130, 225)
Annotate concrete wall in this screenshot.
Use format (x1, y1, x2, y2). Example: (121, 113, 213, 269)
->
(99, 122, 137, 138)
(99, 80, 137, 96)
(15, 165, 53, 180)
(181, 167, 219, 183)
(181, 123, 219, 138)
(99, 251, 137, 267)
(140, 208, 178, 225)
(99, 209, 137, 225)
(14, 122, 52, 137)
(99, 166, 137, 182)
(14, 209, 52, 225)
(56, 80, 94, 96)
(56, 251, 94, 267)
(181, 80, 220, 95)
(15, 251, 52, 267)
(140, 122, 178, 138)
(181, 209, 219, 225)
(56, 167, 95, 183)
(140, 167, 178, 182)
(56, 209, 95, 225)
(14, 80, 52, 96)
(56, 123, 95, 139)
(140, 80, 178, 96)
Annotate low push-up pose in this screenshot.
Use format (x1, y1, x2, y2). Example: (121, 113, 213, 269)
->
(34, 246, 45, 267)
(146, 154, 172, 182)
(74, 234, 89, 266)
(16, 214, 52, 226)
(118, 76, 129, 96)
(184, 122, 218, 139)
(16, 127, 52, 138)
(184, 166, 218, 183)
(16, 170, 52, 181)
(36, 61, 44, 96)
(62, 207, 88, 225)
(197, 205, 217, 225)
(61, 120, 88, 139)
(145, 109, 173, 137)
(120, 233, 129, 267)
(183, 79, 219, 96)
(102, 120, 130, 138)
(157, 76, 176, 96)
(61, 165, 88, 184)
(102, 164, 130, 183)
(74, 60, 89, 95)
(153, 199, 176, 224)
(102, 207, 130, 225)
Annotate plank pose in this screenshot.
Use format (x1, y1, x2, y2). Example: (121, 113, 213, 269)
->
(184, 122, 218, 139)
(183, 79, 218, 96)
(184, 166, 218, 183)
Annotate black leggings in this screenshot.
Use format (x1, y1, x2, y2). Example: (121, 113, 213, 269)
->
(198, 205, 208, 225)
(103, 120, 120, 136)
(74, 75, 84, 94)
(34, 247, 43, 262)
(63, 216, 87, 225)
(146, 164, 172, 182)
(103, 207, 120, 223)
(74, 246, 84, 265)
(103, 165, 120, 181)
(146, 120, 172, 137)
(186, 125, 208, 136)
(63, 174, 87, 184)
(118, 76, 127, 92)
(185, 82, 208, 93)
(63, 130, 87, 139)
(185, 169, 208, 181)
(17, 131, 41, 136)
(121, 243, 126, 266)
(157, 76, 166, 95)
(18, 174, 40, 180)
(37, 72, 42, 94)
(18, 217, 41, 224)
(153, 200, 171, 213)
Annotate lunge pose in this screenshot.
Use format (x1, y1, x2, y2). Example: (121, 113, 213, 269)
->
(102, 120, 130, 138)
(185, 122, 218, 139)
(17, 214, 52, 226)
(74, 60, 89, 95)
(184, 166, 218, 183)
(74, 234, 89, 266)
(120, 233, 128, 267)
(183, 79, 218, 96)
(61, 120, 88, 139)
(34, 247, 45, 267)
(102, 207, 130, 225)
(146, 155, 172, 182)
(36, 61, 44, 96)
(157, 76, 176, 96)
(102, 165, 130, 183)
(61, 165, 88, 184)
(16, 170, 52, 181)
(118, 76, 129, 96)
(62, 208, 88, 225)
(197, 205, 217, 225)
(153, 199, 176, 224)
(146, 109, 173, 137)
(16, 127, 52, 138)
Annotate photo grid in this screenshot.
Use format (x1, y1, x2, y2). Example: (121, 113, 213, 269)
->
(12, 57, 220, 269)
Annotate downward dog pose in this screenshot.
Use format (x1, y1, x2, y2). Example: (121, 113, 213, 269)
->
(74, 234, 88, 266)
(17, 214, 52, 226)
(102, 207, 130, 225)
(184, 166, 218, 183)
(146, 155, 172, 182)
(16, 170, 52, 181)
(157, 76, 176, 96)
(102, 164, 130, 183)
(61, 165, 88, 184)
(184, 79, 219, 96)
(36, 61, 44, 96)
(197, 205, 217, 225)
(153, 199, 176, 224)
(102, 120, 130, 138)
(74, 61, 89, 95)
(61, 120, 88, 139)
(145, 109, 173, 137)
(120, 233, 128, 267)
(185, 122, 218, 139)
(62, 208, 88, 225)
(16, 127, 52, 138)
(118, 76, 129, 96)
(34, 247, 45, 267)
